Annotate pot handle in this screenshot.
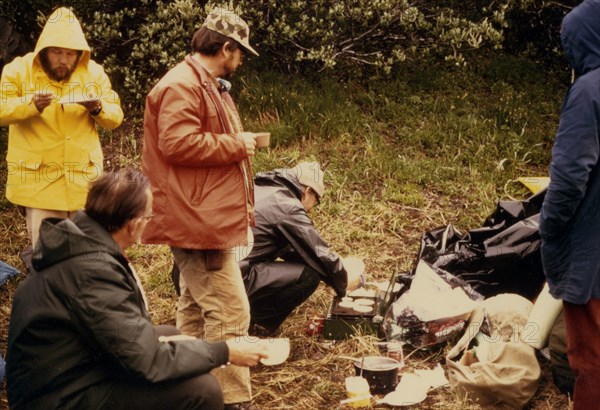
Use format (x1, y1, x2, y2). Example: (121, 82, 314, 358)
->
(337, 355, 361, 363)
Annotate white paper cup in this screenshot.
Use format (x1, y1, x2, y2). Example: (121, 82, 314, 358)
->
(255, 132, 271, 148)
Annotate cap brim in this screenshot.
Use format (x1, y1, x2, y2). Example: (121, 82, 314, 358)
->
(241, 43, 259, 57)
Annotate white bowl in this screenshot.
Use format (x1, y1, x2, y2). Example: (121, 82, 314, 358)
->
(260, 338, 290, 366)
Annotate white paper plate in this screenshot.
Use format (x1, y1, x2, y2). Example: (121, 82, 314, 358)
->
(58, 95, 100, 104)
(339, 301, 357, 309)
(376, 281, 402, 293)
(378, 390, 427, 407)
(354, 298, 375, 306)
(348, 288, 376, 298)
(353, 305, 373, 313)
(158, 334, 196, 342)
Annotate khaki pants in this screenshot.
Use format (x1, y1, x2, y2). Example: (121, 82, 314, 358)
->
(24, 207, 74, 245)
(172, 247, 252, 405)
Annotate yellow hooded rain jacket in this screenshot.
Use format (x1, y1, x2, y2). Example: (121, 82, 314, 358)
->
(0, 7, 124, 210)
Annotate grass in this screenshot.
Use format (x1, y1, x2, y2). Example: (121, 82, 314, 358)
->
(0, 53, 571, 409)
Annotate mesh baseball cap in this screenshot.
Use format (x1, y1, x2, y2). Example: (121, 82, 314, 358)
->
(202, 7, 259, 56)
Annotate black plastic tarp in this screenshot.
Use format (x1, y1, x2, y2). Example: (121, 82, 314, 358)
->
(412, 189, 547, 301)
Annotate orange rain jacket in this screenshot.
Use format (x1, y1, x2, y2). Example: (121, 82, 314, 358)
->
(142, 55, 254, 250)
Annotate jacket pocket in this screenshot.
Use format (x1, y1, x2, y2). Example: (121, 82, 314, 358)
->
(167, 165, 208, 206)
(6, 148, 43, 182)
(541, 235, 570, 281)
(6, 146, 42, 169)
(85, 151, 103, 179)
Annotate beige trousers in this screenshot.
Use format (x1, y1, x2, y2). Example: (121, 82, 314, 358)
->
(172, 247, 252, 404)
(24, 207, 75, 245)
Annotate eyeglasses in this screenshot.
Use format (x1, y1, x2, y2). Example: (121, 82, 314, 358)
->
(235, 48, 248, 64)
(308, 188, 321, 206)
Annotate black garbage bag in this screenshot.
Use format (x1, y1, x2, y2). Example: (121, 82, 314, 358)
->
(414, 189, 546, 301)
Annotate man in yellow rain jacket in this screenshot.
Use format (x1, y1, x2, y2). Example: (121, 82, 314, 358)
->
(0, 7, 123, 246)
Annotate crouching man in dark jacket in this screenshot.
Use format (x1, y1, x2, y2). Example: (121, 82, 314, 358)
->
(238, 162, 360, 335)
(6, 169, 267, 410)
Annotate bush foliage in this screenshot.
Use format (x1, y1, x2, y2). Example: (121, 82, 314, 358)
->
(1, 0, 580, 110)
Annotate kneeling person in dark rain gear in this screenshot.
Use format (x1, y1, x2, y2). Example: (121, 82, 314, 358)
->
(239, 162, 361, 335)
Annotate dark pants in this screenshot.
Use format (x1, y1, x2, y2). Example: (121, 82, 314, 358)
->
(563, 299, 600, 410)
(250, 266, 321, 332)
(102, 372, 223, 410)
(99, 325, 224, 410)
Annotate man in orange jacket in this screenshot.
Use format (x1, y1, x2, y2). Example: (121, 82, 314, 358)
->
(142, 8, 265, 410)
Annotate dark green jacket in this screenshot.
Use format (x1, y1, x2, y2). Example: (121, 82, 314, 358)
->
(7, 211, 228, 409)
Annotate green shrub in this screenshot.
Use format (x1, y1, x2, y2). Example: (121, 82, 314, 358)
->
(226, 0, 507, 74)
(2, 0, 575, 112)
(83, 0, 203, 108)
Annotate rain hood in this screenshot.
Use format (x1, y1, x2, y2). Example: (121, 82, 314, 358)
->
(561, 0, 600, 76)
(32, 212, 120, 272)
(33, 7, 91, 67)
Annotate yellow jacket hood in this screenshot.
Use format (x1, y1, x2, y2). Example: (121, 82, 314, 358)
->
(33, 7, 91, 66)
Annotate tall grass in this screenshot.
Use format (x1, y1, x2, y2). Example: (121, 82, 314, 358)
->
(239, 54, 564, 230)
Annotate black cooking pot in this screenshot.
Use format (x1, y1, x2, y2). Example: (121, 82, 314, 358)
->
(353, 356, 401, 394)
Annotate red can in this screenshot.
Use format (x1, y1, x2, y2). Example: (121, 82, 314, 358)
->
(386, 342, 405, 366)
(306, 316, 325, 336)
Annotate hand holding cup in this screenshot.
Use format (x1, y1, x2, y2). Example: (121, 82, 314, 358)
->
(238, 132, 257, 157)
(226, 337, 269, 367)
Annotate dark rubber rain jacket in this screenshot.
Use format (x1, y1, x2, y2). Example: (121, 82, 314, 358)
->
(239, 170, 347, 298)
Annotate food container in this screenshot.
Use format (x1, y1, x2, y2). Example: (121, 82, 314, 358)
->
(344, 376, 371, 408)
(353, 356, 402, 394)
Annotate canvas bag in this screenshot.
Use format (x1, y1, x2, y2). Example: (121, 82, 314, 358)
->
(446, 306, 541, 409)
